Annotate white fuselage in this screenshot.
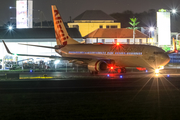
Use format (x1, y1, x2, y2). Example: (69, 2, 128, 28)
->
(56, 44, 170, 69)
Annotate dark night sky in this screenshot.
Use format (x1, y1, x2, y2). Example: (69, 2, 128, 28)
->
(0, 0, 180, 26)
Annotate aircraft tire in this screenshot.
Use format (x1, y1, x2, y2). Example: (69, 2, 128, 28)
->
(121, 68, 126, 73)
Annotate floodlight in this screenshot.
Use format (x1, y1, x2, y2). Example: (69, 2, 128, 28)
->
(172, 9, 176, 14)
(8, 26, 13, 30)
(54, 60, 60, 64)
(149, 27, 154, 32)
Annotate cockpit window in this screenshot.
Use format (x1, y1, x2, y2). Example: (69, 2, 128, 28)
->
(154, 52, 164, 54)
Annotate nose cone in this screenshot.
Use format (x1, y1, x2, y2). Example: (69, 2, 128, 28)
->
(158, 53, 170, 67)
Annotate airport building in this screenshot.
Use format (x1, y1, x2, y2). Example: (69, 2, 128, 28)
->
(84, 28, 148, 44)
(68, 10, 121, 37)
(16, 0, 33, 28)
(0, 28, 82, 61)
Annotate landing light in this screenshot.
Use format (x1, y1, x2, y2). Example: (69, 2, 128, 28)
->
(30, 69, 33, 73)
(155, 69, 160, 74)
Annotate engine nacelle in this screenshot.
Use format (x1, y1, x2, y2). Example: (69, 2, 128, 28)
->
(88, 60, 107, 72)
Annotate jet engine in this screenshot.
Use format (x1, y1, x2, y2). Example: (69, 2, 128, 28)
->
(88, 60, 107, 72)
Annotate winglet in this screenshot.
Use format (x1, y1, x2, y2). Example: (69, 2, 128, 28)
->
(2, 40, 12, 54)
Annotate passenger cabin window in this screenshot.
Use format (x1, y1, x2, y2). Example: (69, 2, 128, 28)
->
(99, 25, 103, 28)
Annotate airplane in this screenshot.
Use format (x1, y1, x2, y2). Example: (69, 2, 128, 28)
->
(2, 5, 175, 74)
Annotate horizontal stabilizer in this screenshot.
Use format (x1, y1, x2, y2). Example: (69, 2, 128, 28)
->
(18, 43, 61, 49)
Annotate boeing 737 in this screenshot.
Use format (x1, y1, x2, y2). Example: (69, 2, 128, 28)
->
(2, 5, 174, 74)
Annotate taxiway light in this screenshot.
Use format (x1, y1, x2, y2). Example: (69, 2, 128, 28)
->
(30, 69, 33, 73)
(167, 74, 170, 77)
(146, 70, 148, 72)
(107, 74, 110, 77)
(120, 75, 123, 78)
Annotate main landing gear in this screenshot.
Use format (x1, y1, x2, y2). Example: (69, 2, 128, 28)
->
(90, 71, 99, 75)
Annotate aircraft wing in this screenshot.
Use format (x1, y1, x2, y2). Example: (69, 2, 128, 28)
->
(2, 40, 91, 61)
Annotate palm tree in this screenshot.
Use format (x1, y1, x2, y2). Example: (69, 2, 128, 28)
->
(127, 18, 139, 44)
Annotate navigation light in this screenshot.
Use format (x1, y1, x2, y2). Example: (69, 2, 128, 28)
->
(175, 50, 178, 53)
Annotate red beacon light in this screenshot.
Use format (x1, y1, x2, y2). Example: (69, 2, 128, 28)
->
(175, 50, 178, 53)
(116, 42, 120, 46)
(110, 66, 114, 70)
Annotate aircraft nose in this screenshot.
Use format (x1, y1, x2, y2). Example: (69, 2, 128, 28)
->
(161, 53, 170, 66)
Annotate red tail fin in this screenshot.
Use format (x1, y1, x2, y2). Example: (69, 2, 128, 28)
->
(51, 5, 79, 45)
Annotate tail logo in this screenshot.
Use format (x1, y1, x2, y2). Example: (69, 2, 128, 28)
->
(54, 10, 68, 46)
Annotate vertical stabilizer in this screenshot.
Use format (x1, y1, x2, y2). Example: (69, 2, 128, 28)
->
(51, 5, 79, 45)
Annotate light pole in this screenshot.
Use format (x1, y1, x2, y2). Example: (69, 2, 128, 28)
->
(149, 27, 154, 45)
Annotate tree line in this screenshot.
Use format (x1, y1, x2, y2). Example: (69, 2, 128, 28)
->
(110, 9, 180, 32)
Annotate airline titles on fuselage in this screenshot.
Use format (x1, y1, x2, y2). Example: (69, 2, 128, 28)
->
(68, 51, 142, 55)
